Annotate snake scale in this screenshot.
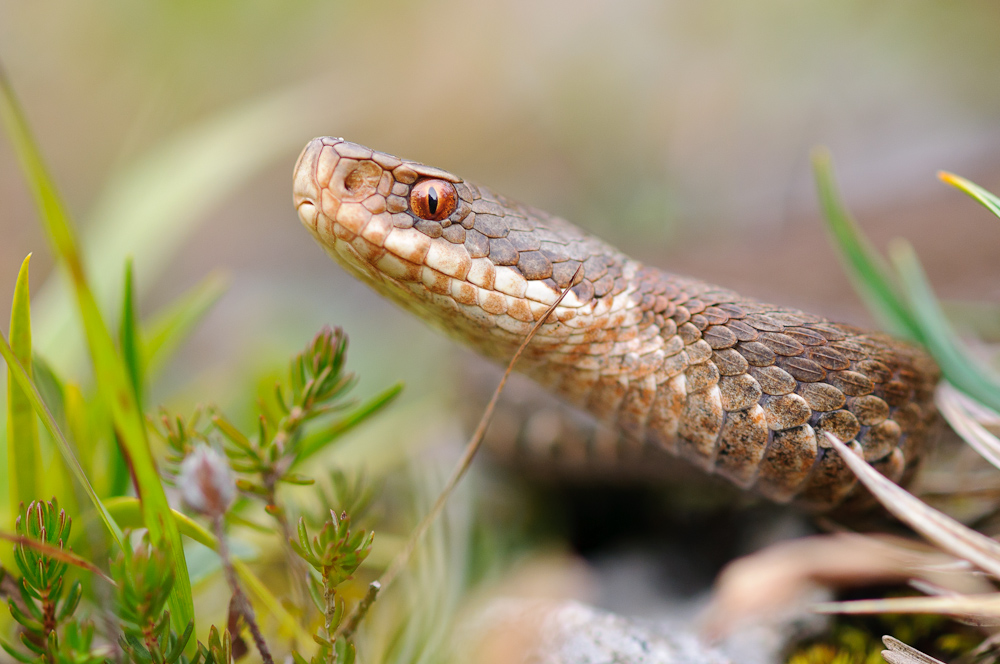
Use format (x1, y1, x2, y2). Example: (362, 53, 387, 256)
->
(292, 137, 939, 511)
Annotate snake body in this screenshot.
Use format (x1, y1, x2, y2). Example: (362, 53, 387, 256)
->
(292, 137, 939, 511)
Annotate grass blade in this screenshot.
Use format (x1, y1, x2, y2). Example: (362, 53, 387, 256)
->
(889, 240, 1000, 412)
(0, 65, 194, 636)
(120, 259, 143, 409)
(0, 331, 123, 549)
(823, 433, 1000, 579)
(812, 149, 920, 341)
(143, 271, 228, 380)
(7, 254, 42, 516)
(939, 171, 1000, 219)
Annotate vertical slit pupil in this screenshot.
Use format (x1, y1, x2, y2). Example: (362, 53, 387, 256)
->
(427, 187, 439, 216)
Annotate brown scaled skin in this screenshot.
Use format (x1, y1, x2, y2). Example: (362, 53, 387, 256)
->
(293, 137, 940, 512)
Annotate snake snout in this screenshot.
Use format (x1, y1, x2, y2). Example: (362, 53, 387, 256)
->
(293, 138, 325, 229)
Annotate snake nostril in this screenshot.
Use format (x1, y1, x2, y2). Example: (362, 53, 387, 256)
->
(343, 161, 382, 197)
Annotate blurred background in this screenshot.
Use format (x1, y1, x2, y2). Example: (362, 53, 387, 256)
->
(3, 0, 1000, 656)
(2, 0, 1000, 412)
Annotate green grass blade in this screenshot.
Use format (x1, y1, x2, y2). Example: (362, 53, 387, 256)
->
(0, 331, 123, 549)
(0, 66, 194, 636)
(120, 259, 143, 409)
(295, 382, 404, 465)
(939, 171, 1000, 219)
(104, 497, 313, 645)
(143, 271, 228, 380)
(888, 240, 1000, 412)
(812, 149, 921, 341)
(7, 255, 42, 517)
(31, 355, 65, 427)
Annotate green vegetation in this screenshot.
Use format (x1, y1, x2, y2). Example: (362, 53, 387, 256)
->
(790, 155, 1000, 663)
(0, 67, 427, 662)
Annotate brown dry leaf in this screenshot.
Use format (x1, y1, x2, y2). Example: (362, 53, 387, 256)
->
(816, 593, 1000, 626)
(938, 383, 1000, 472)
(824, 433, 1000, 579)
(702, 533, 975, 639)
(881, 635, 948, 664)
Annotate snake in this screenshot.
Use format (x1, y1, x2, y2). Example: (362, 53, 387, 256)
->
(292, 137, 940, 512)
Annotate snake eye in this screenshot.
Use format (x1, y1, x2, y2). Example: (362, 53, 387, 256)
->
(410, 179, 457, 221)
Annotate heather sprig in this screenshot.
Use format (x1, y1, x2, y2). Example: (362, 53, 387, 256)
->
(214, 326, 358, 518)
(112, 535, 194, 664)
(1, 500, 87, 663)
(290, 510, 374, 664)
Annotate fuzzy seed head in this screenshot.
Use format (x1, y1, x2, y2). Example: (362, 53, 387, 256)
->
(179, 445, 236, 516)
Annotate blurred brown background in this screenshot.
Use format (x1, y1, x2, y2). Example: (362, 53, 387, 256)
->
(1, 0, 999, 416)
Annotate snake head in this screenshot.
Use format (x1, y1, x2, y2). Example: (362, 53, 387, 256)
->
(293, 137, 627, 363)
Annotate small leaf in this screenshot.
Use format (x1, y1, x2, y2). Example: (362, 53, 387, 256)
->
(18, 632, 46, 656)
(0, 638, 37, 663)
(57, 580, 83, 620)
(279, 473, 315, 486)
(235, 479, 268, 496)
(165, 621, 194, 662)
(8, 599, 43, 631)
(211, 413, 253, 452)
